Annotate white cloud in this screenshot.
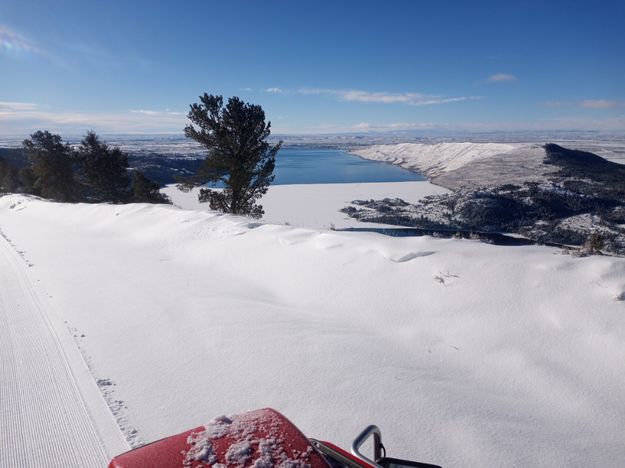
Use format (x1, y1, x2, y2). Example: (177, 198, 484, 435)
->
(130, 109, 185, 116)
(272, 120, 452, 134)
(272, 116, 625, 135)
(297, 88, 481, 106)
(131, 109, 159, 116)
(265, 87, 284, 93)
(487, 73, 517, 82)
(3, 101, 623, 137)
(350, 122, 439, 131)
(0, 104, 188, 135)
(0, 101, 38, 112)
(579, 99, 620, 109)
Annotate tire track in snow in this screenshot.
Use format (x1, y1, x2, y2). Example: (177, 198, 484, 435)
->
(0, 236, 114, 467)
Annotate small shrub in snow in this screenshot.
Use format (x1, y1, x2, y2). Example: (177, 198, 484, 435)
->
(584, 233, 605, 254)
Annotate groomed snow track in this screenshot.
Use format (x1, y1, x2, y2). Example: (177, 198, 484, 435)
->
(0, 234, 125, 467)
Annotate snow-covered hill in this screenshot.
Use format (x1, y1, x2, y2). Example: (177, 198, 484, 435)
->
(350, 142, 561, 191)
(1, 194, 625, 467)
(351, 142, 520, 177)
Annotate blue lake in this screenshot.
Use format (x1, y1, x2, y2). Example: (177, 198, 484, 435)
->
(272, 148, 425, 185)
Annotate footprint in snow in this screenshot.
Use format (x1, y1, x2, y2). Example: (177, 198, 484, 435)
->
(434, 271, 460, 285)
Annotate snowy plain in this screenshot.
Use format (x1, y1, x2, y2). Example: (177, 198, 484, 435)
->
(162, 181, 450, 229)
(1, 188, 625, 467)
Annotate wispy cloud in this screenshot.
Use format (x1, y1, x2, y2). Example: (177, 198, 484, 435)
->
(0, 101, 38, 112)
(0, 25, 48, 60)
(1, 24, 144, 70)
(579, 99, 621, 109)
(543, 99, 624, 109)
(486, 73, 517, 83)
(0, 103, 188, 135)
(4, 101, 623, 137)
(0, 25, 73, 68)
(272, 117, 625, 135)
(297, 88, 481, 106)
(130, 109, 185, 116)
(273, 121, 457, 134)
(349, 122, 439, 131)
(265, 87, 284, 93)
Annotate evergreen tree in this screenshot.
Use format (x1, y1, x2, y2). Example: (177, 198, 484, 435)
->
(131, 171, 170, 204)
(78, 131, 130, 202)
(19, 166, 37, 194)
(179, 94, 281, 218)
(1, 165, 20, 192)
(0, 156, 7, 190)
(1, 157, 16, 193)
(22, 131, 77, 201)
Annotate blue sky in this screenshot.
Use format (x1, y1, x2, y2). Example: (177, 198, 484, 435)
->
(1, 0, 624, 135)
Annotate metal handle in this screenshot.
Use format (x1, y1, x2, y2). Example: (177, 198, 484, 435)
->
(351, 425, 383, 467)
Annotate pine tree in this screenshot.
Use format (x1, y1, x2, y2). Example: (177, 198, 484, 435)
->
(22, 131, 77, 201)
(19, 166, 37, 194)
(1, 157, 14, 192)
(131, 171, 170, 204)
(179, 94, 281, 218)
(78, 131, 130, 202)
(1, 165, 20, 192)
(0, 156, 7, 191)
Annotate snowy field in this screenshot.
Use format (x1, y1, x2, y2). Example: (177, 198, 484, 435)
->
(1, 192, 625, 467)
(162, 181, 449, 229)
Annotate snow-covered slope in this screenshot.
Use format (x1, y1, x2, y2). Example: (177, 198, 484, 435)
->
(351, 142, 520, 177)
(1, 194, 625, 467)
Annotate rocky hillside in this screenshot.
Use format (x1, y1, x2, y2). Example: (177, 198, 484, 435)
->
(343, 144, 625, 255)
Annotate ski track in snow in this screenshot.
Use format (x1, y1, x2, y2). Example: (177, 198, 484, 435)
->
(0, 235, 113, 467)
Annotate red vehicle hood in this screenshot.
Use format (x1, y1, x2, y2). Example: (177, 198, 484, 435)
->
(109, 408, 330, 467)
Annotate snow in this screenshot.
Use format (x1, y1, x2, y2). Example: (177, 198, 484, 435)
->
(162, 181, 450, 229)
(183, 410, 316, 468)
(185, 430, 218, 466)
(558, 213, 617, 235)
(350, 142, 519, 177)
(225, 440, 253, 465)
(2, 192, 625, 467)
(0, 215, 128, 466)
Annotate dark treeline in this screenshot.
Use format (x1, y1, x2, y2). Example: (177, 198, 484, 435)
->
(0, 130, 170, 204)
